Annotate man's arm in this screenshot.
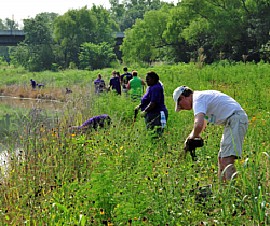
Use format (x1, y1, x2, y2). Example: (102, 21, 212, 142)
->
(126, 81, 131, 90)
(188, 113, 206, 139)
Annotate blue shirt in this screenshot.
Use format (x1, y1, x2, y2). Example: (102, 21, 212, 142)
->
(94, 78, 106, 93)
(109, 76, 121, 95)
(140, 82, 167, 116)
(79, 114, 111, 129)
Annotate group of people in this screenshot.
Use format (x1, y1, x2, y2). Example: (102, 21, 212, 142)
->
(30, 79, 45, 89)
(94, 67, 146, 100)
(89, 68, 249, 183)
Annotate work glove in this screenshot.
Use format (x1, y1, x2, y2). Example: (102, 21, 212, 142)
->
(184, 138, 204, 161)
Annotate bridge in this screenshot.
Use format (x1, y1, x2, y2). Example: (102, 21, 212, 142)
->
(0, 30, 25, 46)
(0, 30, 125, 47)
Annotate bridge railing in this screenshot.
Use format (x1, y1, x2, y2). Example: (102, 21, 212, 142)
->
(0, 30, 25, 36)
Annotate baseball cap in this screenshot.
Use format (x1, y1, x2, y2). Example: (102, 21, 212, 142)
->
(173, 86, 188, 112)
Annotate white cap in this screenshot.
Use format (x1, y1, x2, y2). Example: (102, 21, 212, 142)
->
(173, 86, 188, 112)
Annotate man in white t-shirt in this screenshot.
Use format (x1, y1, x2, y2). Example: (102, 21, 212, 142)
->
(173, 86, 248, 182)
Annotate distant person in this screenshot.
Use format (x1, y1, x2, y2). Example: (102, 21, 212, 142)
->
(70, 114, 111, 132)
(94, 74, 106, 94)
(66, 88, 72, 94)
(126, 70, 146, 100)
(30, 79, 37, 89)
(172, 86, 248, 182)
(121, 67, 132, 93)
(116, 71, 121, 80)
(108, 70, 121, 95)
(37, 83, 45, 88)
(135, 71, 168, 137)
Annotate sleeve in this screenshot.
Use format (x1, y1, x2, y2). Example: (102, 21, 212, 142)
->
(193, 96, 207, 116)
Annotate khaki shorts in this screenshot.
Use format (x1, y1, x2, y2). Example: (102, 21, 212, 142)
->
(219, 110, 248, 158)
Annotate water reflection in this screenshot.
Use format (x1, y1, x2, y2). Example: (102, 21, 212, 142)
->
(0, 96, 65, 138)
(0, 96, 65, 180)
(0, 96, 64, 111)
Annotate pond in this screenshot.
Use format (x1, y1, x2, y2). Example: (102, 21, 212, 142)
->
(0, 96, 65, 180)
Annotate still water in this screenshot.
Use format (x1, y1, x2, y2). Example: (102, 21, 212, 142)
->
(0, 96, 65, 180)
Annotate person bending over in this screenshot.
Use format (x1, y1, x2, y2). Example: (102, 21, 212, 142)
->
(173, 86, 248, 182)
(70, 114, 111, 132)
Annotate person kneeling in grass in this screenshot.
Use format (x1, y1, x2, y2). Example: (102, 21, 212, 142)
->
(70, 114, 111, 132)
(173, 85, 248, 182)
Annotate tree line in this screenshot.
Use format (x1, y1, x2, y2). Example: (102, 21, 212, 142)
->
(0, 0, 269, 71)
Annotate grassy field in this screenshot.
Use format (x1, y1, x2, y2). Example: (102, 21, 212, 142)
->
(0, 62, 269, 225)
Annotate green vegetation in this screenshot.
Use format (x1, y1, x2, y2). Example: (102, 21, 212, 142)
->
(1, 0, 270, 71)
(0, 62, 269, 225)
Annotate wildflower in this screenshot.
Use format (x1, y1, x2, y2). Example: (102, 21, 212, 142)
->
(71, 133, 76, 137)
(100, 208, 105, 215)
(251, 116, 256, 123)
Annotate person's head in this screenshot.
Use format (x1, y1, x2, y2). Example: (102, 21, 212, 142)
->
(173, 86, 193, 112)
(116, 71, 120, 77)
(146, 71, 159, 86)
(112, 70, 117, 76)
(98, 73, 102, 79)
(132, 70, 138, 77)
(123, 67, 128, 72)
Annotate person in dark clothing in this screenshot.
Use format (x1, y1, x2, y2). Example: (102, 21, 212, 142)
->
(37, 83, 45, 88)
(70, 114, 111, 132)
(121, 67, 132, 93)
(66, 88, 73, 94)
(135, 71, 168, 137)
(30, 79, 37, 89)
(108, 70, 121, 95)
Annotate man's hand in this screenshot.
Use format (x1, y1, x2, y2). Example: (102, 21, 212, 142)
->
(184, 138, 204, 161)
(140, 111, 147, 118)
(134, 105, 140, 111)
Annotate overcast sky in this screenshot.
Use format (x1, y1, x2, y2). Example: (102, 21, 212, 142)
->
(1, 0, 177, 28)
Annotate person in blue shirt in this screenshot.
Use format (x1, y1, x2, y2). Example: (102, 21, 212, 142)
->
(70, 114, 111, 132)
(108, 70, 121, 95)
(135, 71, 168, 136)
(30, 79, 37, 89)
(94, 73, 106, 94)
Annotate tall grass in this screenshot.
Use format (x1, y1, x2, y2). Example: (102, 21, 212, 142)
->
(0, 62, 269, 225)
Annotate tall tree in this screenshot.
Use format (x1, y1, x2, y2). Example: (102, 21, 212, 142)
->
(20, 13, 56, 71)
(121, 5, 172, 63)
(53, 6, 117, 68)
(110, 0, 165, 31)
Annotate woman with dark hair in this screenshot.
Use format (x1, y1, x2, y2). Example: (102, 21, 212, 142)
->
(135, 71, 168, 137)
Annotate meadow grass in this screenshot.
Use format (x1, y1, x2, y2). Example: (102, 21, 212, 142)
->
(0, 62, 269, 225)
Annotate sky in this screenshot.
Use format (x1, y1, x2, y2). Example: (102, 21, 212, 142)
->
(1, 0, 177, 28)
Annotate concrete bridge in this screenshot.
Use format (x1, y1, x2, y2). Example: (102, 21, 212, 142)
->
(0, 30, 124, 46)
(0, 30, 25, 46)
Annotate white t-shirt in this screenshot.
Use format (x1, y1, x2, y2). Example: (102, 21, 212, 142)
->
(193, 90, 243, 125)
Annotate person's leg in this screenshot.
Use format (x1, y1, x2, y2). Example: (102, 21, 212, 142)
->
(218, 111, 248, 182)
(218, 155, 236, 182)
